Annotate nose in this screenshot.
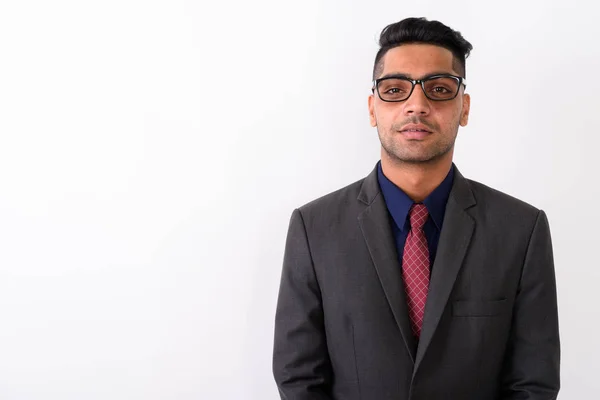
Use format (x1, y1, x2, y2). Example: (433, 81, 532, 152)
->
(403, 83, 430, 116)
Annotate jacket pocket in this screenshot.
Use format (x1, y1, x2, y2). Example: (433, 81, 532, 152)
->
(452, 299, 508, 317)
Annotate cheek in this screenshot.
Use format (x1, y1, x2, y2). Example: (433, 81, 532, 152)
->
(375, 105, 399, 126)
(443, 106, 463, 127)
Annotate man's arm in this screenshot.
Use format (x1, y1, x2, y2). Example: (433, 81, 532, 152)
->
(500, 209, 560, 399)
(273, 209, 333, 400)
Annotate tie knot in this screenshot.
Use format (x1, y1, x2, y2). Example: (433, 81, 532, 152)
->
(409, 203, 428, 230)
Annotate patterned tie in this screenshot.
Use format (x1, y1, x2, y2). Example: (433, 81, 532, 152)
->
(402, 203, 430, 338)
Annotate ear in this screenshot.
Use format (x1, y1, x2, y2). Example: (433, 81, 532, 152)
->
(459, 93, 470, 126)
(368, 94, 377, 127)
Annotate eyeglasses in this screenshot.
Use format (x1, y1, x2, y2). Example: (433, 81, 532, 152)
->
(372, 74, 467, 102)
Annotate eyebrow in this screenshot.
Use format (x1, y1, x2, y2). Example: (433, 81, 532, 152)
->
(377, 71, 457, 81)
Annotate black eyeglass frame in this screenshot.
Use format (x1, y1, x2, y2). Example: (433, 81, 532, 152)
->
(371, 74, 467, 102)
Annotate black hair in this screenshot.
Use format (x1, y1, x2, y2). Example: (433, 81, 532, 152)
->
(373, 17, 473, 81)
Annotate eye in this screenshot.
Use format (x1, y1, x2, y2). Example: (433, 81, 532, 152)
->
(431, 86, 451, 94)
(377, 79, 413, 100)
(381, 86, 407, 94)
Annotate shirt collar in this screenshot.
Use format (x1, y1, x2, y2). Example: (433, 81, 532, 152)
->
(377, 160, 455, 232)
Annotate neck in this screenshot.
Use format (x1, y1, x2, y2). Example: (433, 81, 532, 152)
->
(380, 149, 454, 203)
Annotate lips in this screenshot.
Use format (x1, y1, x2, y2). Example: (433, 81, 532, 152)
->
(400, 129, 431, 140)
(398, 123, 432, 140)
(400, 124, 432, 133)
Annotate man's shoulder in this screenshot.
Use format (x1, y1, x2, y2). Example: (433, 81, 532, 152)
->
(465, 176, 541, 217)
(296, 176, 367, 216)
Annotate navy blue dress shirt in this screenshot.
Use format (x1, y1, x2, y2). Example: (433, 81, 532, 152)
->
(377, 160, 455, 270)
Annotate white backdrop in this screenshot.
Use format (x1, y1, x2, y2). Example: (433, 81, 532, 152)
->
(0, 0, 597, 399)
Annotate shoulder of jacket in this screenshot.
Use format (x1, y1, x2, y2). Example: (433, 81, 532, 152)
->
(295, 176, 366, 215)
(466, 177, 541, 215)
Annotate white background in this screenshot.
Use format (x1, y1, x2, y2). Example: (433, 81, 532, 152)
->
(0, 0, 597, 399)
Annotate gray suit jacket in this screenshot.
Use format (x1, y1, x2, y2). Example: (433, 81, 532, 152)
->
(273, 162, 560, 400)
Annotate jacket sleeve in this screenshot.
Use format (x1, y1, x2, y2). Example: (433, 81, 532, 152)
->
(499, 209, 561, 399)
(272, 208, 333, 400)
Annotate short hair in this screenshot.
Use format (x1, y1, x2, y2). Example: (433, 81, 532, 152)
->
(373, 17, 473, 81)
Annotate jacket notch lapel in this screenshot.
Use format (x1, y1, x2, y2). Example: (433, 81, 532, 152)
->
(358, 194, 417, 363)
(413, 184, 476, 372)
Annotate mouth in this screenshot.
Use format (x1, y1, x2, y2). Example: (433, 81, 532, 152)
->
(399, 128, 432, 140)
(401, 127, 431, 132)
(397, 122, 433, 140)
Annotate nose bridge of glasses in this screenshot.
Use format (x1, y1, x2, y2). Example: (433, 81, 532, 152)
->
(407, 79, 430, 102)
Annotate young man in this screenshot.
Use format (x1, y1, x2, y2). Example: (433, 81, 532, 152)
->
(273, 17, 560, 400)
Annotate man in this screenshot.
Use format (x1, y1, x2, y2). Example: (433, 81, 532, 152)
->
(272, 17, 560, 400)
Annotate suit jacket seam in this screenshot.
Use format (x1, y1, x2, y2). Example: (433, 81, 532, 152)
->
(350, 322, 362, 400)
(295, 208, 322, 297)
(292, 208, 334, 393)
(516, 209, 543, 289)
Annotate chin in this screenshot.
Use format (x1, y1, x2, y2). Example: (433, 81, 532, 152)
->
(394, 151, 444, 164)
(402, 157, 437, 164)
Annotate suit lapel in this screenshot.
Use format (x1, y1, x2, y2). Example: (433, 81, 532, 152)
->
(413, 166, 476, 372)
(357, 164, 417, 362)
(356, 162, 477, 370)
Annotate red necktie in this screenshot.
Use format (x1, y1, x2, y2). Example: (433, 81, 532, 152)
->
(402, 203, 430, 338)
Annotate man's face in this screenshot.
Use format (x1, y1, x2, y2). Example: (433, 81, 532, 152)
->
(368, 44, 470, 164)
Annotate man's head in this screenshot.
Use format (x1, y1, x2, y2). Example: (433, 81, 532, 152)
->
(368, 17, 473, 165)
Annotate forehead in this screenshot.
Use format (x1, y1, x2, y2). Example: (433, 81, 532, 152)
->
(380, 44, 457, 77)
